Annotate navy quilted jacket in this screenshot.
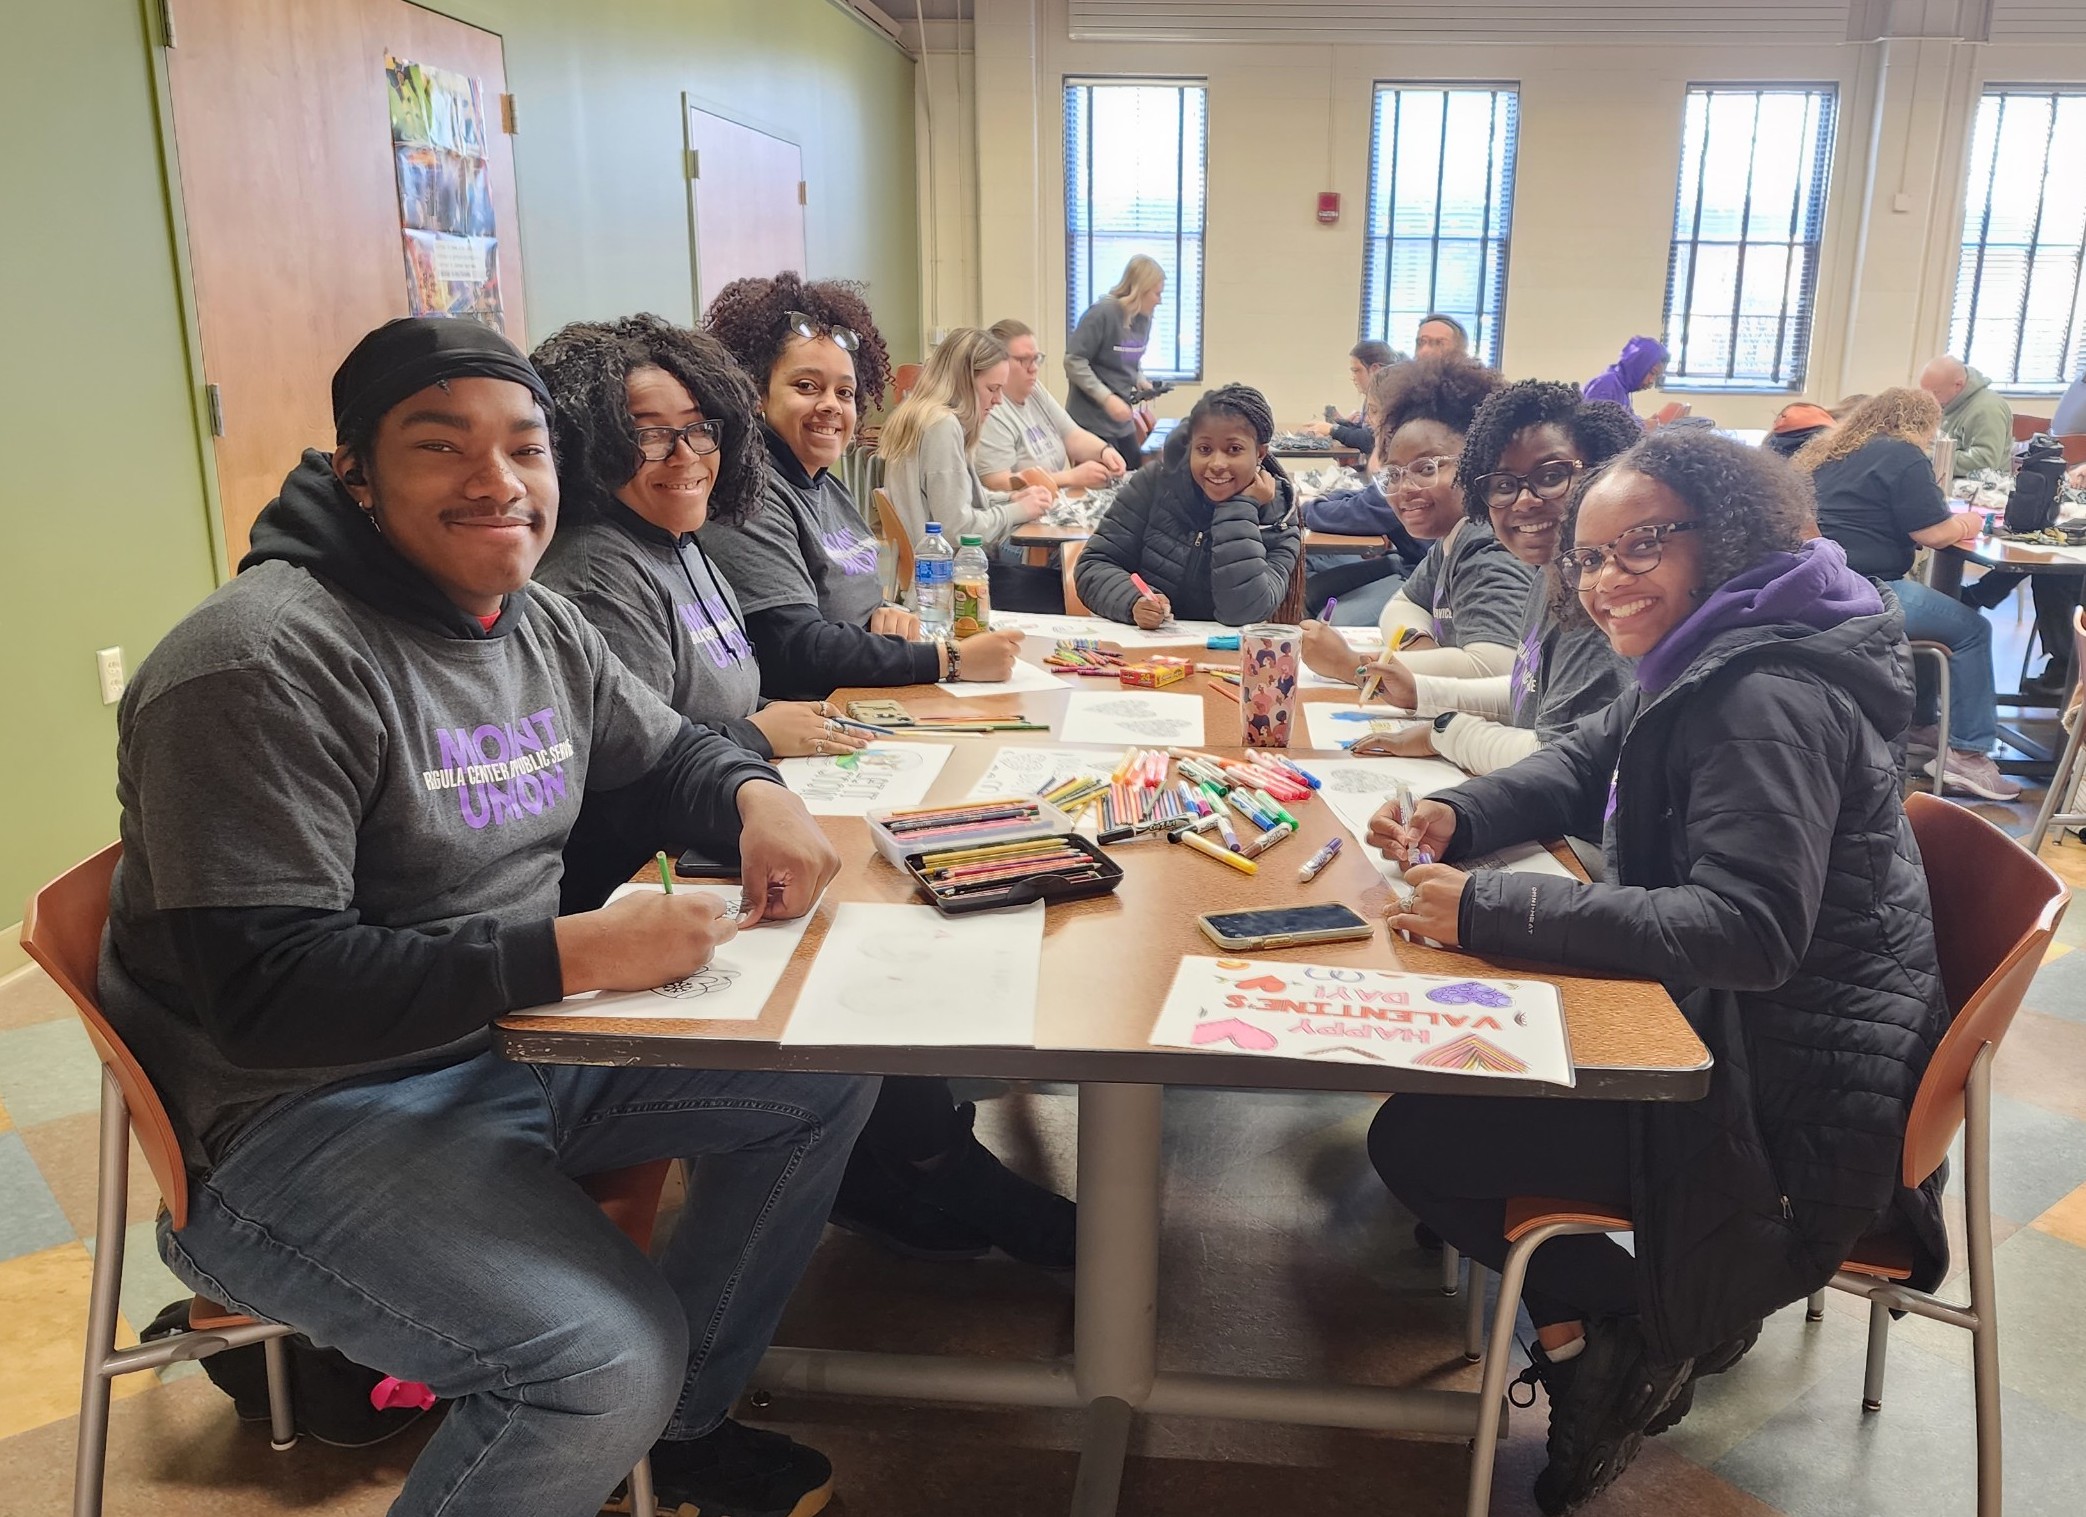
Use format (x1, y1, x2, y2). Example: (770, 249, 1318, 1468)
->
(1075, 456, 1302, 626)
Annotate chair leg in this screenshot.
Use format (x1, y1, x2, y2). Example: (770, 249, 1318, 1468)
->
(1806, 1288, 1827, 1322)
(1464, 1265, 1488, 1363)
(262, 1334, 297, 1450)
(74, 1070, 131, 1517)
(1442, 1243, 1462, 1297)
(1965, 1044, 2004, 1517)
(627, 1453, 657, 1516)
(2023, 693, 2086, 855)
(1933, 656, 1951, 798)
(1861, 1296, 1891, 1412)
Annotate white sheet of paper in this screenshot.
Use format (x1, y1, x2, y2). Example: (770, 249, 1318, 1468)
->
(781, 901, 1044, 1046)
(1300, 701, 1418, 751)
(1149, 954, 1574, 1087)
(1056, 689, 1206, 747)
(965, 745, 1123, 800)
(987, 610, 1239, 648)
(508, 884, 809, 1024)
(937, 657, 1068, 698)
(775, 742, 952, 816)
(1295, 756, 1578, 881)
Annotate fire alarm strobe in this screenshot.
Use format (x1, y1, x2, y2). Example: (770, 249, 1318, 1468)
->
(1317, 191, 1340, 225)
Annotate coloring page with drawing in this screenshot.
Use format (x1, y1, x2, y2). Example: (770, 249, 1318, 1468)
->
(1149, 955, 1574, 1086)
(781, 902, 1044, 1046)
(1296, 758, 1578, 880)
(775, 743, 953, 816)
(1056, 689, 1205, 747)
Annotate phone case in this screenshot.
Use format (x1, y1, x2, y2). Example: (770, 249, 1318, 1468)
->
(1195, 917, 1376, 952)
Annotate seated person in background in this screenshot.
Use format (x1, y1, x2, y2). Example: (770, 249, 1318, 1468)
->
(1793, 388, 2020, 800)
(1919, 354, 2013, 475)
(1075, 383, 1304, 628)
(975, 317, 1128, 492)
(1302, 355, 1498, 627)
(1369, 431, 1946, 1515)
(1762, 401, 1835, 458)
(102, 315, 869, 1517)
(1303, 339, 1400, 454)
(1332, 381, 1639, 784)
(536, 313, 1075, 1272)
(880, 326, 1053, 551)
(1414, 312, 1470, 359)
(1581, 336, 1668, 423)
(699, 272, 1024, 698)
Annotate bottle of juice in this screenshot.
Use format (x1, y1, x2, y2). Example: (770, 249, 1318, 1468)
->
(952, 534, 992, 638)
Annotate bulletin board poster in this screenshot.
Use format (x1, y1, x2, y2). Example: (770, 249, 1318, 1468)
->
(385, 55, 502, 329)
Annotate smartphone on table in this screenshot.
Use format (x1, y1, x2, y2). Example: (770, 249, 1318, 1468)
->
(1195, 903, 1374, 952)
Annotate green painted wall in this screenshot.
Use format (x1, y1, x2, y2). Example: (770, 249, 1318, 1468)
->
(0, 0, 918, 924)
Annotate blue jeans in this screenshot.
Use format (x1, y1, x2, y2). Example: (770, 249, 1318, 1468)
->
(159, 1053, 876, 1517)
(1892, 577, 1998, 751)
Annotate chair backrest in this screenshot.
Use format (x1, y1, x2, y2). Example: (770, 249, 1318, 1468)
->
(1061, 539, 1092, 616)
(20, 844, 196, 1227)
(892, 363, 922, 404)
(2013, 413, 2053, 442)
(1899, 793, 2070, 1184)
(2060, 433, 2086, 467)
(871, 487, 915, 589)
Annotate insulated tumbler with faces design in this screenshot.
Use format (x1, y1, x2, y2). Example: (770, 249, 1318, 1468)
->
(1239, 623, 1301, 747)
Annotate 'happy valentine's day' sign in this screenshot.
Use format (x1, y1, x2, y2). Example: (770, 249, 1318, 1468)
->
(1149, 956, 1574, 1087)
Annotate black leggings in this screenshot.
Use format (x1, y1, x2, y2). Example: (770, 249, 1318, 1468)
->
(857, 1076, 965, 1163)
(1367, 1093, 1639, 1327)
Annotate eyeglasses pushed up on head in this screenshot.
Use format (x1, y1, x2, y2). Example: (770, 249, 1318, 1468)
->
(1472, 459, 1582, 510)
(633, 419, 724, 463)
(784, 310, 861, 353)
(1555, 521, 1697, 589)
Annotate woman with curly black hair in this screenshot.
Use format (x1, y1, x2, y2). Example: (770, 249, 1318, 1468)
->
(1368, 432, 1946, 1514)
(698, 271, 1025, 698)
(1072, 382, 1305, 627)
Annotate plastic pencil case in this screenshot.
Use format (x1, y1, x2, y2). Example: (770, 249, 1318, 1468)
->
(864, 796, 1076, 871)
(902, 834, 1124, 916)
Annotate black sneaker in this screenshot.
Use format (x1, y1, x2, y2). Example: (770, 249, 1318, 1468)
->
(632, 1420, 833, 1517)
(830, 1144, 993, 1260)
(910, 1103, 1077, 1269)
(1645, 1316, 1762, 1436)
(1515, 1321, 1692, 1516)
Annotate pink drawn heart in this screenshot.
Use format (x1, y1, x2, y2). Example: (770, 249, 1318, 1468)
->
(1234, 974, 1288, 993)
(1193, 1018, 1279, 1051)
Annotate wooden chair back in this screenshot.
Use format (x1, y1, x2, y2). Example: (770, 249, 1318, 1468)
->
(2012, 414, 2052, 442)
(2060, 434, 2086, 466)
(1061, 540, 1092, 616)
(1899, 793, 2069, 1185)
(20, 844, 196, 1227)
(892, 363, 923, 404)
(872, 487, 915, 589)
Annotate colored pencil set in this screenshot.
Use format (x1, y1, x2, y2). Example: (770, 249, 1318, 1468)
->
(905, 835, 1120, 911)
(876, 798, 1062, 850)
(1044, 639, 1127, 676)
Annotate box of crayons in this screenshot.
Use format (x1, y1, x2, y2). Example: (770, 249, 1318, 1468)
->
(1117, 661, 1187, 689)
(902, 832, 1123, 916)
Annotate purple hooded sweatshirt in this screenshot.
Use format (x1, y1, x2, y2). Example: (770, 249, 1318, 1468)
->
(1582, 336, 1669, 416)
(1635, 536, 1885, 696)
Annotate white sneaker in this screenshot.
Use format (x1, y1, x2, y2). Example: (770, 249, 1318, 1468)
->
(1924, 749, 2023, 802)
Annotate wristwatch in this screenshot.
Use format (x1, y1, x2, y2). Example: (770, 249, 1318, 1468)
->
(1433, 710, 1458, 734)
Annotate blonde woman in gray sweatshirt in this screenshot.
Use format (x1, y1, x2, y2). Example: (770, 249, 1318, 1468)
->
(880, 327, 1054, 552)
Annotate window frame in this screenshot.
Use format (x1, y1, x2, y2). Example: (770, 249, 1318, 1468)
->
(1661, 82, 1839, 395)
(1356, 81, 1521, 370)
(1949, 84, 2086, 396)
(1062, 75, 1210, 383)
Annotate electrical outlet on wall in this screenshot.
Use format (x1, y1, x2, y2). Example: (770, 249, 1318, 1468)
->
(96, 646, 126, 706)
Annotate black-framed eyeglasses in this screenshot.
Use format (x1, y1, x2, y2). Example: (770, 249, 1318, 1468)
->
(1373, 454, 1458, 489)
(633, 419, 725, 463)
(1472, 459, 1582, 509)
(784, 310, 861, 353)
(1556, 520, 1698, 588)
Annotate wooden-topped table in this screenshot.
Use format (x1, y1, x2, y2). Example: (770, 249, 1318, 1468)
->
(1931, 533, 2086, 599)
(1006, 521, 1402, 561)
(497, 642, 1706, 1517)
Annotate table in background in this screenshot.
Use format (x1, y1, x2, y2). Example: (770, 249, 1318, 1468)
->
(1007, 522, 1398, 563)
(1933, 538, 2085, 764)
(498, 646, 1706, 1517)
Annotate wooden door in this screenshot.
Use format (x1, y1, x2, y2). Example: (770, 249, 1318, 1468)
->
(686, 104, 807, 318)
(163, 0, 527, 563)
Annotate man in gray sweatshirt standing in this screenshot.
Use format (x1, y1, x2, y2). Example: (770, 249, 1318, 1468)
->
(100, 317, 871, 1517)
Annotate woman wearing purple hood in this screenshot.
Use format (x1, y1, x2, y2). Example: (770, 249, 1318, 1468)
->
(1365, 432, 1947, 1515)
(1581, 335, 1668, 421)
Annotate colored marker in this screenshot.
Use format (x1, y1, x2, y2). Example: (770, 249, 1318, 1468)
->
(1318, 596, 1338, 622)
(1298, 836, 1342, 882)
(1172, 827, 1259, 875)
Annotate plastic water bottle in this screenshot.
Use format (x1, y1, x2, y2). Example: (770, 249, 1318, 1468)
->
(952, 534, 992, 638)
(914, 523, 955, 640)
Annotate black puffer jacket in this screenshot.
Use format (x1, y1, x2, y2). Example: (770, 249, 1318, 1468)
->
(1075, 455, 1302, 625)
(1438, 597, 1949, 1365)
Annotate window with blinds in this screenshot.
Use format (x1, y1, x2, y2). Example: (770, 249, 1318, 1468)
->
(1662, 86, 1836, 392)
(1359, 85, 1519, 368)
(1950, 88, 2086, 393)
(1063, 79, 1207, 381)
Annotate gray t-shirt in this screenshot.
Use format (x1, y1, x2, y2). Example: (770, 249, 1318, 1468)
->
(1064, 298, 1151, 433)
(1506, 577, 1630, 737)
(99, 561, 719, 1169)
(699, 443, 884, 630)
(882, 413, 1025, 550)
(978, 387, 1077, 478)
(536, 507, 762, 737)
(1398, 520, 1536, 650)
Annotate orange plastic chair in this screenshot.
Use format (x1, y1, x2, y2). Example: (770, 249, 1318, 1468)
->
(23, 846, 673, 1517)
(892, 363, 922, 404)
(1061, 539, 1092, 616)
(872, 486, 916, 592)
(1457, 793, 2067, 1517)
